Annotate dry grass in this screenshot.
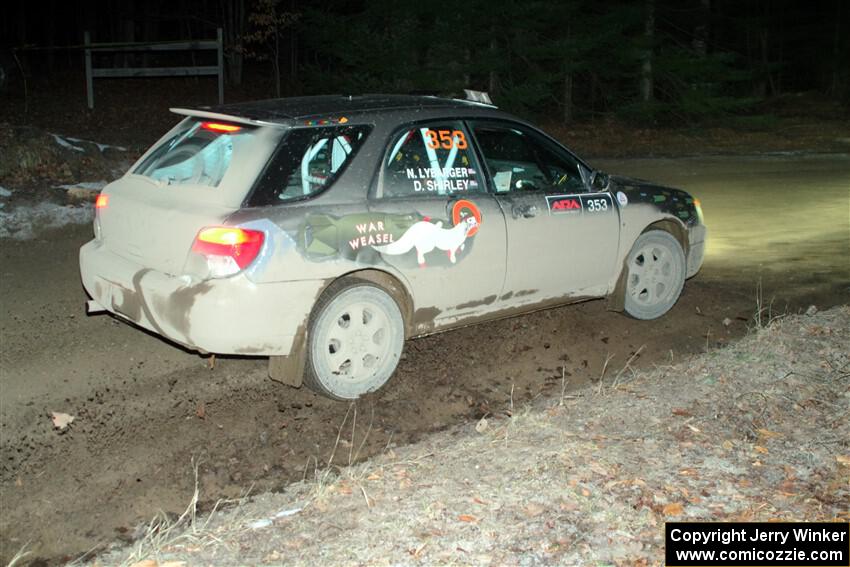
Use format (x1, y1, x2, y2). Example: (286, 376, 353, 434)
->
(88, 306, 850, 566)
(4, 544, 31, 567)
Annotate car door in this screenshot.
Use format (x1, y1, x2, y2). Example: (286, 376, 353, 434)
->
(468, 120, 620, 301)
(369, 120, 507, 332)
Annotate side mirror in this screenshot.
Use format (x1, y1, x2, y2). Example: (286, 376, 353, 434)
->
(591, 171, 609, 191)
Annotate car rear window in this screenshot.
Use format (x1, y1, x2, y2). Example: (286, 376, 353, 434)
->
(247, 125, 371, 206)
(134, 119, 257, 188)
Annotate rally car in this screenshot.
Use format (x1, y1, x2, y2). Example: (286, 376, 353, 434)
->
(80, 93, 706, 400)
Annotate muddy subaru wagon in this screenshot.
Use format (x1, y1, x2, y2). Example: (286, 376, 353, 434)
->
(80, 93, 706, 400)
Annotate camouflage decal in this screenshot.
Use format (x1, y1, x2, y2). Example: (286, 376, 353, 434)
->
(611, 176, 699, 225)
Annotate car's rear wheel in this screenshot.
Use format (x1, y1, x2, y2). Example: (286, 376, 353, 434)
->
(624, 230, 686, 320)
(304, 280, 404, 400)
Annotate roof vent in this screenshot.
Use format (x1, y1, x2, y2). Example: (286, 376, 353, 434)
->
(463, 90, 494, 105)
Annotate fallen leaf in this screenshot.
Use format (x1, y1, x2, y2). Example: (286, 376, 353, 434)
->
(51, 412, 74, 431)
(195, 403, 206, 419)
(129, 561, 158, 567)
(475, 416, 489, 433)
(458, 514, 479, 523)
(589, 462, 609, 476)
(757, 428, 783, 440)
(409, 543, 427, 558)
(836, 455, 850, 467)
(754, 445, 769, 454)
(559, 501, 579, 512)
(672, 408, 692, 417)
(662, 502, 684, 516)
(524, 503, 545, 517)
(366, 472, 382, 481)
(581, 488, 590, 497)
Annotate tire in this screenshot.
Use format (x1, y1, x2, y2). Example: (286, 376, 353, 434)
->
(623, 230, 686, 320)
(304, 280, 405, 400)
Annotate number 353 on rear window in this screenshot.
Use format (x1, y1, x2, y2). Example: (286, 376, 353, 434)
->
(425, 129, 468, 150)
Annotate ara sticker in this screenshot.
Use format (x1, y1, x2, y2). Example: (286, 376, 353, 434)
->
(546, 195, 582, 214)
(616, 191, 628, 206)
(546, 193, 614, 215)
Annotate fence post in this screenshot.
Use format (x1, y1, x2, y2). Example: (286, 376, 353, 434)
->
(217, 28, 224, 105)
(84, 31, 94, 109)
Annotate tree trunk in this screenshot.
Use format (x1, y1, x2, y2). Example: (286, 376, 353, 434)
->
(220, 0, 245, 87)
(287, 0, 298, 89)
(831, 0, 842, 95)
(44, 0, 56, 75)
(488, 35, 498, 94)
(693, 0, 710, 57)
(640, 0, 654, 103)
(274, 32, 281, 97)
(563, 71, 573, 124)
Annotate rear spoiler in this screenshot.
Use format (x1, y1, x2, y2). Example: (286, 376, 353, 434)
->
(169, 107, 280, 128)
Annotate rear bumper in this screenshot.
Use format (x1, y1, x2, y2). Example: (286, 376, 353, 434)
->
(80, 239, 321, 356)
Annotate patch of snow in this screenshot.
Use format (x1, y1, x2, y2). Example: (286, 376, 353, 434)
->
(64, 135, 128, 153)
(56, 181, 109, 191)
(50, 134, 85, 152)
(0, 186, 11, 198)
(0, 202, 93, 240)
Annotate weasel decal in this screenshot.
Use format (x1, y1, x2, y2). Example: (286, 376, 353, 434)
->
(373, 216, 478, 266)
(298, 200, 482, 268)
(373, 200, 482, 266)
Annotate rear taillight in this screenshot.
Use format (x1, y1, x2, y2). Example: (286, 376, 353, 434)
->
(192, 227, 265, 276)
(93, 194, 107, 240)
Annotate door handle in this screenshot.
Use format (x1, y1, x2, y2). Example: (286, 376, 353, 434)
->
(512, 204, 539, 219)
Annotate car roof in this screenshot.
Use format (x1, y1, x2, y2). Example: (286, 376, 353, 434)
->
(174, 94, 499, 125)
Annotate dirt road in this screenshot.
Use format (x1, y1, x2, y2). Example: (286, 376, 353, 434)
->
(1, 154, 847, 563)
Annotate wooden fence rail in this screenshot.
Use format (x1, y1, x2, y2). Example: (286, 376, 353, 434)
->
(84, 29, 223, 109)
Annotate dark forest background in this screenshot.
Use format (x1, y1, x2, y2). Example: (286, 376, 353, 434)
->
(2, 0, 848, 125)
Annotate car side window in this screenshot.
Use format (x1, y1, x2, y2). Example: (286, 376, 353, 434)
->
(248, 125, 370, 206)
(380, 122, 483, 198)
(470, 122, 585, 194)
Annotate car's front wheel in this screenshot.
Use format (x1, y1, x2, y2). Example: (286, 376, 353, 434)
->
(624, 230, 686, 320)
(305, 280, 405, 400)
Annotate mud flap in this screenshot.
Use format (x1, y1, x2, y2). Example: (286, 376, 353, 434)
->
(606, 259, 628, 312)
(268, 328, 307, 388)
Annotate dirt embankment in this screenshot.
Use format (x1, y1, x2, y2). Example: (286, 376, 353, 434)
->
(88, 307, 849, 566)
